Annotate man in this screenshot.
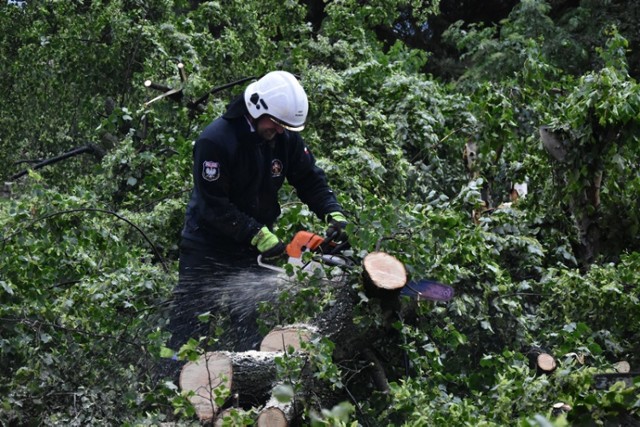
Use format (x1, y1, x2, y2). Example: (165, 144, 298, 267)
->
(167, 70, 347, 354)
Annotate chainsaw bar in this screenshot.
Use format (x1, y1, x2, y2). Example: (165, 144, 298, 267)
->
(401, 279, 455, 302)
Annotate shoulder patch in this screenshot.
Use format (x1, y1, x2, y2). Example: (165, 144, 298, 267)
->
(202, 160, 220, 182)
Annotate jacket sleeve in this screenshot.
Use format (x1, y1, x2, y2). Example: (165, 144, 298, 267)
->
(285, 135, 343, 222)
(192, 134, 263, 244)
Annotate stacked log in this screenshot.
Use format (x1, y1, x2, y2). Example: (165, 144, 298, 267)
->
(180, 251, 412, 424)
(179, 351, 279, 422)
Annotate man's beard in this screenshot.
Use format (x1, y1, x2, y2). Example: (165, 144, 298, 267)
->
(258, 128, 277, 141)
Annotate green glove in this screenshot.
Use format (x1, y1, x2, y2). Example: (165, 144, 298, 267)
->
(327, 211, 347, 224)
(251, 226, 287, 260)
(325, 211, 348, 242)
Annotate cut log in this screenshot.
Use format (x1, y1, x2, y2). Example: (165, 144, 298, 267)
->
(179, 350, 324, 425)
(551, 402, 572, 417)
(179, 351, 280, 420)
(592, 361, 635, 390)
(256, 407, 288, 427)
(536, 352, 557, 373)
(256, 394, 298, 427)
(179, 352, 232, 422)
(260, 325, 316, 352)
(362, 252, 407, 298)
(526, 347, 557, 375)
(178, 251, 415, 422)
(614, 360, 630, 373)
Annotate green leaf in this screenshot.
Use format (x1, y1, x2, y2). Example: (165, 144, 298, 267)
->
(272, 384, 294, 403)
(0, 280, 14, 295)
(159, 347, 175, 359)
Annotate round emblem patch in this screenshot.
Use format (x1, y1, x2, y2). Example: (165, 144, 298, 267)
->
(271, 159, 283, 177)
(202, 160, 220, 182)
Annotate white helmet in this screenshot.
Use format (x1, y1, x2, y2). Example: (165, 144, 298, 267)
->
(244, 71, 308, 131)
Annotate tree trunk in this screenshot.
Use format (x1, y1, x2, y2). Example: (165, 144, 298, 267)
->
(539, 125, 604, 267)
(180, 251, 412, 422)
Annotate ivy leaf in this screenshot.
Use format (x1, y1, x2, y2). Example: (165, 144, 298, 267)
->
(272, 384, 294, 403)
(159, 347, 175, 359)
(0, 280, 14, 295)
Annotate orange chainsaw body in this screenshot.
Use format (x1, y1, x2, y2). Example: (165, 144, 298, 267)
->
(286, 231, 325, 258)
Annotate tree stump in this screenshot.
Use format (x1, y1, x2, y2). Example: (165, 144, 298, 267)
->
(536, 352, 557, 374)
(551, 402, 572, 417)
(362, 251, 407, 298)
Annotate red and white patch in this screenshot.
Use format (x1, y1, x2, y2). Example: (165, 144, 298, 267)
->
(271, 159, 283, 177)
(202, 161, 220, 182)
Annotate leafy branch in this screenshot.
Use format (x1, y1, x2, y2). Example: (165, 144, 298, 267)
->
(1, 208, 169, 272)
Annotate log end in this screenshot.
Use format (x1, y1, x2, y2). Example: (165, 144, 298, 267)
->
(551, 402, 572, 417)
(260, 326, 314, 352)
(526, 347, 557, 375)
(362, 252, 407, 291)
(536, 352, 557, 374)
(614, 361, 631, 374)
(257, 407, 288, 427)
(179, 352, 233, 421)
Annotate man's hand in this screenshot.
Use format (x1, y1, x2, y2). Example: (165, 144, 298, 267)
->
(261, 241, 287, 262)
(326, 211, 348, 242)
(252, 226, 287, 262)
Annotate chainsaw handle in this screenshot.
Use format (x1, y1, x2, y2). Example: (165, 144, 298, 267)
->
(320, 230, 350, 255)
(257, 255, 286, 273)
(322, 230, 339, 247)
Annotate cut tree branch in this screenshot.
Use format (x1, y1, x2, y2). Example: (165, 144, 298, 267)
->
(8, 144, 105, 181)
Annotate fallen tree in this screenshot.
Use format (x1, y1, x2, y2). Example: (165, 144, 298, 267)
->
(179, 251, 413, 425)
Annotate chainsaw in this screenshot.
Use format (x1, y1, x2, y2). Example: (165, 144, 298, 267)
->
(257, 230, 455, 302)
(257, 230, 353, 274)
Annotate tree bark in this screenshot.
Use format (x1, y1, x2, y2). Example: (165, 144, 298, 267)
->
(539, 125, 604, 267)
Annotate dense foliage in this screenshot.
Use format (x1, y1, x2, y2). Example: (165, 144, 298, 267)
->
(1, 0, 639, 425)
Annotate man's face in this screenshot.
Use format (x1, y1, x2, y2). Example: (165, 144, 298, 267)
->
(256, 116, 284, 141)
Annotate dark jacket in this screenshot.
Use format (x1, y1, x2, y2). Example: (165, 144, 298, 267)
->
(181, 99, 342, 252)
